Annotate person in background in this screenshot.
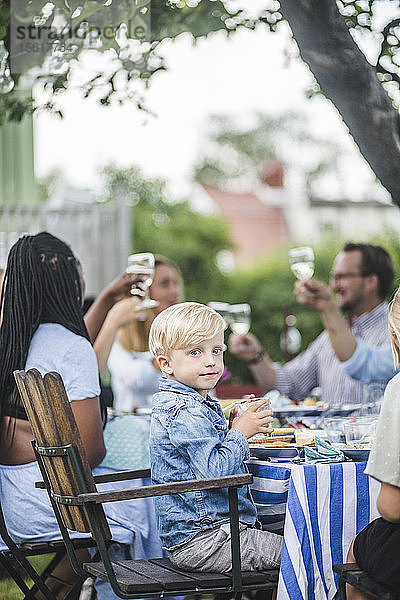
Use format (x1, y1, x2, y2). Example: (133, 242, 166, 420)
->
(345, 284, 400, 599)
(149, 302, 282, 573)
(229, 243, 395, 408)
(0, 232, 162, 600)
(94, 255, 183, 411)
(295, 275, 397, 385)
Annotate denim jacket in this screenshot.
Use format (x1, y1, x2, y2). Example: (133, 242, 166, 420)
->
(150, 376, 257, 551)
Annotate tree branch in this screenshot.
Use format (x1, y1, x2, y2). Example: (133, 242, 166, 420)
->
(279, 0, 400, 207)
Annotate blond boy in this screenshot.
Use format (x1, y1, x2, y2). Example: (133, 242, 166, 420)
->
(149, 302, 282, 573)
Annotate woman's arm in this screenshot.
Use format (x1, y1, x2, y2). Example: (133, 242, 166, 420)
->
(71, 396, 106, 467)
(93, 297, 141, 376)
(84, 273, 135, 343)
(376, 481, 400, 523)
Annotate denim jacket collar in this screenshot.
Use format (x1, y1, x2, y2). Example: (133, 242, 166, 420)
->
(159, 375, 216, 406)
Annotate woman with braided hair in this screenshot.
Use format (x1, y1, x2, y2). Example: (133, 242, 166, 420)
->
(0, 232, 162, 599)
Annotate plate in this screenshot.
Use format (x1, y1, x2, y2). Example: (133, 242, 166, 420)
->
(249, 446, 299, 460)
(342, 448, 370, 462)
(273, 405, 326, 414)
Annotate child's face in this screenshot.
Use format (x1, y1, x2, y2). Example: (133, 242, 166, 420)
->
(158, 331, 224, 397)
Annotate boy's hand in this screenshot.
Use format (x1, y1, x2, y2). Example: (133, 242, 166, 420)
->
(230, 398, 273, 439)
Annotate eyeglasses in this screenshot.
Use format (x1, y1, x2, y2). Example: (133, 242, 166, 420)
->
(329, 271, 364, 283)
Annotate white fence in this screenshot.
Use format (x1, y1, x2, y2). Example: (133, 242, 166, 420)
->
(0, 197, 131, 297)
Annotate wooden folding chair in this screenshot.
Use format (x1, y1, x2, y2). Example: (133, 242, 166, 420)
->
(14, 368, 279, 600)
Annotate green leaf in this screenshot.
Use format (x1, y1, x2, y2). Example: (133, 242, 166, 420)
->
(72, 1, 107, 22)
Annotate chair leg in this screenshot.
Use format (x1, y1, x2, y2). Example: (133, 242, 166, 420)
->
(0, 548, 57, 600)
(337, 576, 347, 600)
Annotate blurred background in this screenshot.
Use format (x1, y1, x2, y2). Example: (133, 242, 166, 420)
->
(1, 0, 400, 384)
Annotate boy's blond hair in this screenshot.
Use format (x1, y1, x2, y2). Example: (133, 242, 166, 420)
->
(149, 302, 225, 357)
(388, 285, 400, 367)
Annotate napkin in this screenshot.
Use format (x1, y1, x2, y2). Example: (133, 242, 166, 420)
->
(304, 437, 345, 464)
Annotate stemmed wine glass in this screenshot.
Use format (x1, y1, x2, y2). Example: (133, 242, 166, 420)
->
(288, 247, 315, 281)
(208, 302, 232, 330)
(126, 253, 159, 309)
(229, 304, 251, 335)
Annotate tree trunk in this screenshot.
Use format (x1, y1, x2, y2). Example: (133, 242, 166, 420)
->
(279, 0, 400, 207)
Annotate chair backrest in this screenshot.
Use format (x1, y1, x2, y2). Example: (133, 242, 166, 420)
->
(14, 369, 111, 541)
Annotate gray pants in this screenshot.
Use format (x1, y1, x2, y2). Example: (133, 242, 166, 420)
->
(168, 523, 282, 573)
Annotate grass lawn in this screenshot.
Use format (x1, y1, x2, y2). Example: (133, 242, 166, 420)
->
(0, 554, 53, 599)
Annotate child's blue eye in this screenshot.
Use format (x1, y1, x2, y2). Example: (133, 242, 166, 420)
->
(190, 349, 200, 356)
(213, 348, 223, 354)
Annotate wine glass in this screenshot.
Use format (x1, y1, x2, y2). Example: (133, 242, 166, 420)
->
(229, 304, 251, 335)
(288, 247, 315, 281)
(208, 302, 232, 330)
(126, 253, 159, 309)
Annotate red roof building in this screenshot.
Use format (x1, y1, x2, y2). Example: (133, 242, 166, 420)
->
(201, 183, 290, 267)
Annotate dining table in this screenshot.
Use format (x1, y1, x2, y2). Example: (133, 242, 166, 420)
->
(246, 457, 380, 600)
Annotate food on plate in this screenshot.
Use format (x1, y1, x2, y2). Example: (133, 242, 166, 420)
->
(249, 428, 295, 446)
(302, 397, 317, 406)
(295, 429, 326, 447)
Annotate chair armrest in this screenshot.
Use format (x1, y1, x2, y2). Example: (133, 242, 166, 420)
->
(72, 473, 253, 505)
(93, 469, 151, 484)
(35, 468, 151, 489)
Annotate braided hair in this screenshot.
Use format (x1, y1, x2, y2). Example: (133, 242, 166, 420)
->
(0, 232, 90, 426)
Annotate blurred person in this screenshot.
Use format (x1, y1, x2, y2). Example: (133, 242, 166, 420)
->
(0, 232, 162, 600)
(94, 255, 184, 411)
(229, 243, 394, 408)
(295, 276, 397, 385)
(345, 284, 400, 599)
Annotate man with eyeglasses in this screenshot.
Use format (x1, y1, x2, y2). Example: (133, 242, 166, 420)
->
(229, 243, 395, 408)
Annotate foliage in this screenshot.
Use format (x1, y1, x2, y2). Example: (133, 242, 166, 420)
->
(194, 112, 341, 196)
(103, 165, 233, 302)
(1, 1, 400, 121)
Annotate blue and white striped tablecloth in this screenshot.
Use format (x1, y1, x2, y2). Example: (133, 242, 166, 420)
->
(247, 458, 380, 600)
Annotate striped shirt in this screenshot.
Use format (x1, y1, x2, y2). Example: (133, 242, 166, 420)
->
(274, 302, 389, 407)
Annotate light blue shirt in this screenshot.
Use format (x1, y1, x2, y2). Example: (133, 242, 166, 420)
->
(341, 339, 397, 384)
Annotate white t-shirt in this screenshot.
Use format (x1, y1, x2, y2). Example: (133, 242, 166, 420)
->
(365, 371, 400, 487)
(25, 323, 100, 400)
(108, 341, 161, 411)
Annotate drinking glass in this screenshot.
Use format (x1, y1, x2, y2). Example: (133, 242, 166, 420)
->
(344, 417, 378, 448)
(208, 302, 232, 330)
(126, 253, 159, 309)
(288, 247, 315, 281)
(229, 304, 251, 335)
(360, 382, 386, 416)
(323, 417, 346, 444)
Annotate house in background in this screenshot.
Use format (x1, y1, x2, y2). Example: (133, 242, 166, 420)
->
(196, 160, 400, 269)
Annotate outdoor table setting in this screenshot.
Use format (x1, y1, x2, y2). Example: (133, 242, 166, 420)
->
(247, 456, 380, 600)
(245, 413, 380, 600)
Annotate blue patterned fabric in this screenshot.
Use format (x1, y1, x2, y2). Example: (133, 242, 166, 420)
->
(101, 415, 150, 470)
(304, 437, 345, 464)
(247, 459, 380, 600)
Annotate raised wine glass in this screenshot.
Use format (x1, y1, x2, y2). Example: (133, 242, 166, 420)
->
(208, 302, 232, 330)
(126, 253, 159, 309)
(229, 304, 251, 335)
(288, 247, 315, 281)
